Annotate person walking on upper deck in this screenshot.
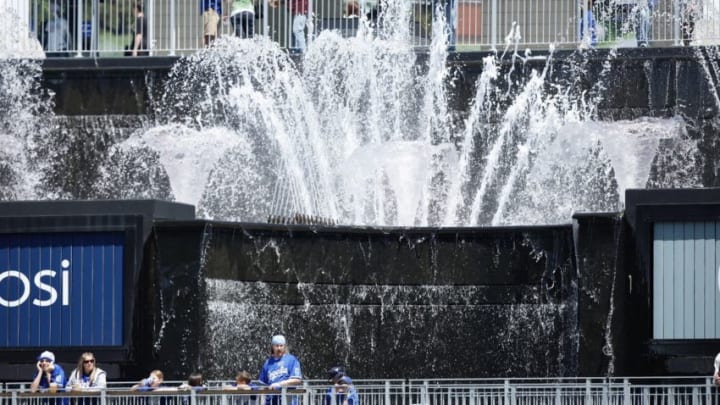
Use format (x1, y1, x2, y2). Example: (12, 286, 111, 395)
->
(131, 2, 149, 56)
(45, 3, 70, 57)
(269, 0, 311, 52)
(634, 0, 657, 47)
(258, 335, 303, 405)
(228, 0, 256, 38)
(713, 352, 720, 385)
(201, 0, 223, 46)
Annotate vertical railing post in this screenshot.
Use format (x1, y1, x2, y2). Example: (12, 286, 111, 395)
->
(12, 390, 17, 405)
(667, 387, 675, 405)
(91, 0, 99, 56)
(641, 387, 649, 405)
(306, 0, 314, 47)
(673, 0, 681, 46)
(169, 0, 176, 55)
(504, 380, 510, 405)
(601, 384, 609, 405)
(281, 387, 288, 405)
(32, 0, 39, 40)
(423, 380, 430, 405)
(490, 0, 497, 49)
(555, 386, 562, 405)
(705, 378, 712, 405)
(76, 0, 84, 57)
(585, 379, 592, 405)
(262, 0, 269, 37)
(385, 381, 391, 405)
(622, 379, 631, 405)
(100, 389, 107, 405)
(190, 388, 197, 405)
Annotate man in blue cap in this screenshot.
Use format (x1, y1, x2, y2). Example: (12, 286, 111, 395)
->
(259, 335, 303, 405)
(31, 351, 67, 405)
(324, 367, 358, 405)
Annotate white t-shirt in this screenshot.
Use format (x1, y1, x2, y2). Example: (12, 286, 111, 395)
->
(713, 352, 720, 374)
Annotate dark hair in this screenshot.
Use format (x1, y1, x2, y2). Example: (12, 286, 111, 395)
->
(235, 371, 252, 383)
(135, 3, 143, 12)
(188, 372, 204, 387)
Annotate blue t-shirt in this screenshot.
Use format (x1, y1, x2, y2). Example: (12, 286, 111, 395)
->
(324, 386, 359, 405)
(35, 365, 67, 405)
(36, 364, 66, 389)
(201, 0, 222, 13)
(259, 354, 302, 405)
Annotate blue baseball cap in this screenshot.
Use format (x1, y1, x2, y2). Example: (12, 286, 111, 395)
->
(271, 335, 286, 345)
(328, 366, 345, 382)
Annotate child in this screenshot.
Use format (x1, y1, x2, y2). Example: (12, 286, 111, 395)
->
(131, 370, 164, 391)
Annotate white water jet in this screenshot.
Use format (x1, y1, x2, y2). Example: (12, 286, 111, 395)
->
(0, 3, 705, 226)
(0, 5, 45, 59)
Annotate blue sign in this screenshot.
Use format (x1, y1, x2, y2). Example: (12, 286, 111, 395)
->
(0, 232, 124, 347)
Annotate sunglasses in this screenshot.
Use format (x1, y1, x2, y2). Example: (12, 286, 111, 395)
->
(83, 359, 95, 364)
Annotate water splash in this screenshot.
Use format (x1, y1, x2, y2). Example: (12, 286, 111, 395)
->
(0, 6, 704, 226)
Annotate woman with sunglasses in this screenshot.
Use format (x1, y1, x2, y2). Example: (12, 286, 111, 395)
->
(66, 353, 107, 392)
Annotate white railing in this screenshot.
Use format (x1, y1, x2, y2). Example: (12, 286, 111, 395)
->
(4, 0, 720, 55)
(4, 379, 720, 405)
(3, 0, 720, 56)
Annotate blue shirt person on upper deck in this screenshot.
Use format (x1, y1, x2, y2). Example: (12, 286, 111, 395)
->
(31, 351, 68, 405)
(258, 335, 303, 405)
(324, 367, 359, 405)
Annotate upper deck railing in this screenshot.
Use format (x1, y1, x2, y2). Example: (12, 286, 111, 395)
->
(3, 0, 720, 57)
(3, 378, 720, 405)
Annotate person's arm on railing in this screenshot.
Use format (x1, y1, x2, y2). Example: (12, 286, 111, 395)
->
(31, 361, 44, 392)
(268, 378, 301, 390)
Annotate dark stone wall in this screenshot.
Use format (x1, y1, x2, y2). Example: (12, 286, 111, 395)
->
(573, 213, 627, 377)
(142, 222, 582, 381)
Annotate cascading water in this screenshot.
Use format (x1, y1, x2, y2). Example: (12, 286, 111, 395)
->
(0, 0, 706, 226)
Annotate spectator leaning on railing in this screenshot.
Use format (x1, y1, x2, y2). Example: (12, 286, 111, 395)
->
(66, 352, 107, 392)
(131, 370, 165, 391)
(259, 335, 303, 405)
(324, 367, 359, 405)
(31, 351, 68, 405)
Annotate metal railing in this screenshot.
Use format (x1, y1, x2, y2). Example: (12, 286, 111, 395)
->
(4, 379, 720, 405)
(3, 0, 720, 56)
